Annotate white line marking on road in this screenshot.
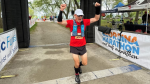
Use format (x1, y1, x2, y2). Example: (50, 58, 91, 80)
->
(33, 64, 141, 84)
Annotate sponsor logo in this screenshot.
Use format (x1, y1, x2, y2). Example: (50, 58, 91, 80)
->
(0, 35, 16, 53)
(7, 35, 17, 48)
(0, 41, 6, 52)
(102, 32, 139, 59)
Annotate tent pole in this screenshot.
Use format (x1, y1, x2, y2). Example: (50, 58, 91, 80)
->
(146, 5, 148, 33)
(146, 0, 149, 33)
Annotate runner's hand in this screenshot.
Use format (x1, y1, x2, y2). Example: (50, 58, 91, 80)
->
(95, 2, 100, 7)
(60, 4, 67, 11)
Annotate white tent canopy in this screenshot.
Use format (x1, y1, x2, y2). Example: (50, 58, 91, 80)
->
(118, 0, 150, 12)
(118, 0, 150, 33)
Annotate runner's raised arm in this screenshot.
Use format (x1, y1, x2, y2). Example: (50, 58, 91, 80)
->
(57, 4, 67, 26)
(90, 2, 101, 24)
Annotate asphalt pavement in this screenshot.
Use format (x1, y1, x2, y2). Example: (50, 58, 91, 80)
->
(0, 21, 150, 84)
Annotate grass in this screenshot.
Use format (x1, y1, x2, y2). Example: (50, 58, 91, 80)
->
(101, 19, 112, 28)
(0, 28, 3, 33)
(0, 22, 38, 33)
(30, 22, 37, 33)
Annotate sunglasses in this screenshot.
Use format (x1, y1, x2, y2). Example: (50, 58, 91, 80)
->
(77, 15, 83, 17)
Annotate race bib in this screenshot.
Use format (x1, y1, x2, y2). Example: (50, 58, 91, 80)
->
(75, 36, 83, 39)
(75, 33, 83, 39)
(71, 32, 83, 39)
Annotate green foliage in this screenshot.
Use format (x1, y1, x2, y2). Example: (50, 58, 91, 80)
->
(102, 0, 124, 9)
(101, 19, 112, 28)
(129, 12, 136, 17)
(28, 2, 34, 9)
(33, 0, 54, 13)
(115, 15, 121, 18)
(110, 13, 113, 18)
(101, 19, 143, 30)
(112, 0, 124, 7)
(106, 15, 110, 18)
(33, 0, 80, 19)
(128, 0, 133, 4)
(0, 28, 3, 33)
(105, 13, 113, 19)
(29, 7, 34, 16)
(30, 22, 37, 33)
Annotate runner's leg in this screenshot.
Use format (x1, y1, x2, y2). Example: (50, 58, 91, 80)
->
(72, 54, 80, 83)
(81, 52, 88, 66)
(72, 54, 80, 68)
(78, 52, 87, 74)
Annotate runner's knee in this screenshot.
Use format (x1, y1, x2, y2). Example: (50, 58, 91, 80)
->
(82, 62, 87, 66)
(76, 63, 80, 66)
(75, 62, 80, 68)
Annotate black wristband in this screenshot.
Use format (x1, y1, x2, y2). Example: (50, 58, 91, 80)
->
(95, 6, 100, 15)
(57, 11, 62, 22)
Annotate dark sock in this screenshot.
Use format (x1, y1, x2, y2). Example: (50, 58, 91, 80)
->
(74, 67, 80, 75)
(79, 61, 83, 66)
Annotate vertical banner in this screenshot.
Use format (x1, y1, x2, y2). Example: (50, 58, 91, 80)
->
(95, 27, 121, 55)
(0, 28, 19, 71)
(120, 32, 150, 69)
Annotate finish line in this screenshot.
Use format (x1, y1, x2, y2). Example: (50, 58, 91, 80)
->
(33, 64, 141, 84)
(29, 43, 93, 48)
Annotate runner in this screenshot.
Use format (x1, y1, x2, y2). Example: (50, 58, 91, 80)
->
(57, 2, 101, 84)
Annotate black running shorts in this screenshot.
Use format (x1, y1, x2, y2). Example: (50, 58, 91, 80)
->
(70, 45, 87, 55)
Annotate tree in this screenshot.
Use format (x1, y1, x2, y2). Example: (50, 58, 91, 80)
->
(127, 0, 139, 21)
(74, 0, 80, 9)
(112, 0, 124, 7)
(127, 0, 133, 18)
(28, 2, 34, 9)
(129, 12, 136, 17)
(102, 0, 113, 10)
(33, 0, 80, 19)
(128, 0, 132, 3)
(29, 7, 34, 16)
(135, 11, 139, 22)
(102, 0, 124, 10)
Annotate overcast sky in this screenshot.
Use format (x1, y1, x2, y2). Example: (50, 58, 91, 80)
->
(28, 0, 33, 3)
